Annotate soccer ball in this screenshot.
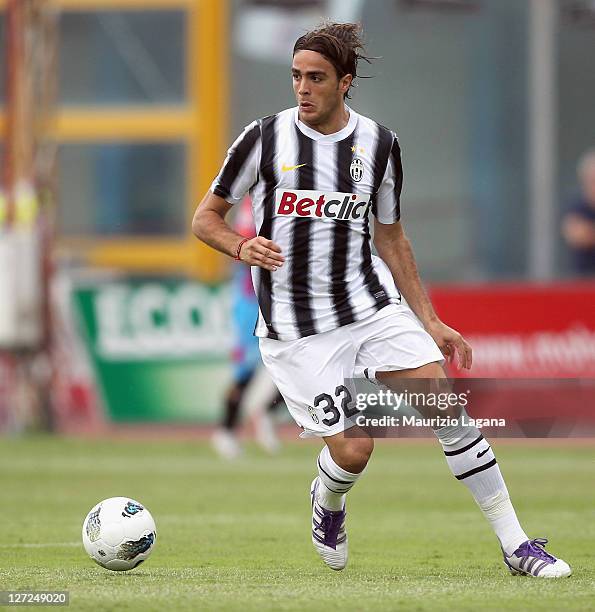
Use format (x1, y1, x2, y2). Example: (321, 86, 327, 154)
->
(82, 497, 156, 571)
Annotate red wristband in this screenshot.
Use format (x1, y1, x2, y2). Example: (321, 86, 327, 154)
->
(234, 238, 249, 261)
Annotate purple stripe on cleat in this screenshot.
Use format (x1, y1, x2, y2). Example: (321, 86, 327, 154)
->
(534, 560, 549, 576)
(502, 537, 561, 577)
(312, 531, 329, 547)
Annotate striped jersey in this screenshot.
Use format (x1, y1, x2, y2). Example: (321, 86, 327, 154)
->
(211, 106, 403, 341)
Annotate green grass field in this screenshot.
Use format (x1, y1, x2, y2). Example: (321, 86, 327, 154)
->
(0, 436, 593, 611)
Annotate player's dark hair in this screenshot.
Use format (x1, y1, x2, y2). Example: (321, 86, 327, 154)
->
(293, 22, 374, 99)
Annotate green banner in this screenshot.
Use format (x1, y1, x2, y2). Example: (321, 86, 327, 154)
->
(72, 279, 233, 423)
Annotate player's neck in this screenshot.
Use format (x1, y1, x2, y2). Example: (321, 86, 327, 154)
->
(299, 104, 350, 136)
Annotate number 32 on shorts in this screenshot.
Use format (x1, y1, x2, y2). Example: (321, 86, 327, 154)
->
(313, 385, 360, 426)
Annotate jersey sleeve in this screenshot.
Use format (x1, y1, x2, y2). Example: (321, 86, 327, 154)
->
(211, 120, 261, 205)
(373, 135, 403, 224)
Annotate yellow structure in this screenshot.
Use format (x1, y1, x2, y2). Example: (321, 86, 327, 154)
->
(0, 0, 229, 282)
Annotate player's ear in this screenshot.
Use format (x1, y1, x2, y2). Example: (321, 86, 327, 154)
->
(339, 73, 352, 96)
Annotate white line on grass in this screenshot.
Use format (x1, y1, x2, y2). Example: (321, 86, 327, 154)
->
(0, 542, 80, 548)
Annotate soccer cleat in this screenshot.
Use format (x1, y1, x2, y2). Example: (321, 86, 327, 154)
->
(254, 412, 281, 455)
(211, 429, 242, 460)
(502, 538, 572, 578)
(310, 477, 348, 571)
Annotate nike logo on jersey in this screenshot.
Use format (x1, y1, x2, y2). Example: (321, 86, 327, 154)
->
(477, 447, 491, 459)
(281, 163, 307, 172)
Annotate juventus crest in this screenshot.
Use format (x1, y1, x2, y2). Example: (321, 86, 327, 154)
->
(350, 157, 364, 182)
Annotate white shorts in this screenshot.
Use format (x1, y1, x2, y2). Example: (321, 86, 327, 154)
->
(259, 303, 445, 438)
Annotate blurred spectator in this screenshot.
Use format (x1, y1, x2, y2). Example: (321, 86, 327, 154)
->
(212, 197, 283, 459)
(562, 149, 595, 276)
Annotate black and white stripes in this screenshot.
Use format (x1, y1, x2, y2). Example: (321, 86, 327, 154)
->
(441, 432, 499, 481)
(330, 130, 357, 327)
(212, 121, 261, 204)
(389, 136, 403, 222)
(210, 106, 404, 341)
(317, 446, 360, 495)
(291, 124, 317, 336)
(359, 122, 395, 311)
(256, 114, 279, 339)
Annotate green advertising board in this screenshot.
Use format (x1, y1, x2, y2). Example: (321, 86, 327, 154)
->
(71, 278, 233, 423)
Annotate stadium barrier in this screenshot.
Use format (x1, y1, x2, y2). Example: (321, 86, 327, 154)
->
(49, 271, 233, 431)
(430, 281, 595, 378)
(5, 277, 592, 433)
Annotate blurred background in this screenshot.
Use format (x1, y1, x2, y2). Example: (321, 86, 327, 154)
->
(0, 0, 594, 435)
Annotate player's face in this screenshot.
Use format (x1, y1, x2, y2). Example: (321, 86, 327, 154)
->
(292, 50, 352, 129)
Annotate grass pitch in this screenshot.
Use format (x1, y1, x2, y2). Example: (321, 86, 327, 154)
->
(0, 436, 593, 611)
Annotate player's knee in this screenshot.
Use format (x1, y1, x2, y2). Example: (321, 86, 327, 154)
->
(358, 435, 375, 462)
(334, 436, 374, 473)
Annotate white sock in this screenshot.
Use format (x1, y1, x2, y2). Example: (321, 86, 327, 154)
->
(435, 424, 529, 554)
(316, 446, 361, 511)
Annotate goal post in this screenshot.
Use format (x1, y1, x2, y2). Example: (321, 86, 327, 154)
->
(0, 0, 58, 350)
(0, 0, 58, 431)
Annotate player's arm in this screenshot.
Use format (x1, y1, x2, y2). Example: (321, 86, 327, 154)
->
(192, 192, 284, 271)
(192, 119, 284, 270)
(373, 219, 472, 369)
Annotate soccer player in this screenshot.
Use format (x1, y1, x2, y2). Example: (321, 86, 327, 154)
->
(213, 196, 282, 459)
(562, 149, 595, 276)
(192, 22, 571, 578)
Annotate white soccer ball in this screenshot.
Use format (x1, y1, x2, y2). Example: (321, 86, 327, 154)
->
(82, 497, 156, 571)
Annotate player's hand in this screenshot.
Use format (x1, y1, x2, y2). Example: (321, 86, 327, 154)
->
(425, 320, 472, 370)
(239, 236, 285, 271)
